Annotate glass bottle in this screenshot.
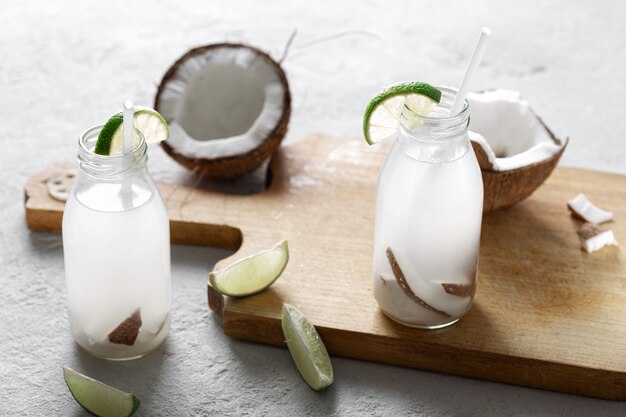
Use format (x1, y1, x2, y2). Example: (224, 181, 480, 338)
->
(372, 87, 483, 329)
(63, 125, 171, 359)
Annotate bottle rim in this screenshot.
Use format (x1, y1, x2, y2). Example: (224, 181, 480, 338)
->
(399, 86, 470, 144)
(400, 86, 469, 123)
(77, 124, 147, 179)
(78, 124, 146, 157)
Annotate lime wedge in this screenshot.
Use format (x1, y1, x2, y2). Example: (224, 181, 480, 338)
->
(94, 113, 124, 155)
(95, 107, 169, 155)
(363, 82, 441, 144)
(209, 240, 288, 297)
(281, 304, 333, 391)
(62, 366, 140, 417)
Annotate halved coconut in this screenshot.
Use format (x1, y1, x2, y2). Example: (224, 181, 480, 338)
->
(467, 89, 568, 212)
(155, 43, 291, 178)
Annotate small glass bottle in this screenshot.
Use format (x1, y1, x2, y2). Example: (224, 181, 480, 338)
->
(372, 87, 483, 329)
(63, 125, 171, 360)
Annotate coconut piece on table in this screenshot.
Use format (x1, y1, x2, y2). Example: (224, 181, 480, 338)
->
(155, 43, 291, 178)
(576, 223, 618, 253)
(467, 89, 563, 171)
(567, 193, 613, 224)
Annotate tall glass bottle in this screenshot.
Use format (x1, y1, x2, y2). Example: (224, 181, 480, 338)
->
(372, 87, 483, 329)
(63, 125, 171, 359)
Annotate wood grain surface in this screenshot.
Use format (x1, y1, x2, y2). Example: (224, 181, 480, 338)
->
(25, 135, 626, 400)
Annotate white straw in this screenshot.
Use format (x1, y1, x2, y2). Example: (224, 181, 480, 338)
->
(123, 100, 134, 154)
(449, 27, 491, 116)
(120, 100, 135, 208)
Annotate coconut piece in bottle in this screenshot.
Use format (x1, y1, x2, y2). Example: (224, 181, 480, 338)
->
(108, 309, 142, 346)
(371, 85, 481, 329)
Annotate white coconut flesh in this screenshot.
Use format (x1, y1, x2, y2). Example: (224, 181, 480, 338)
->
(467, 89, 564, 171)
(576, 223, 618, 253)
(568, 193, 613, 224)
(157, 46, 286, 159)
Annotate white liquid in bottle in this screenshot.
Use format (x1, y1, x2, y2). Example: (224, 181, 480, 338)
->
(63, 126, 171, 359)
(372, 88, 483, 329)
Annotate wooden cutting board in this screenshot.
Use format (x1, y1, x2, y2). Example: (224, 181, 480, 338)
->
(25, 135, 626, 400)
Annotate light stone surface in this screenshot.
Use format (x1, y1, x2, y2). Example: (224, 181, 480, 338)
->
(2, 1, 626, 415)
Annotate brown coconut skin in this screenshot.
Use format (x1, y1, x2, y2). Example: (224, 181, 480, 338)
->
(155, 43, 291, 179)
(471, 116, 567, 213)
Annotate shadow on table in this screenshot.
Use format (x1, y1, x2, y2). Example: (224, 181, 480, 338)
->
(218, 303, 511, 416)
(70, 338, 169, 416)
(225, 339, 338, 415)
(27, 230, 63, 256)
(171, 243, 234, 271)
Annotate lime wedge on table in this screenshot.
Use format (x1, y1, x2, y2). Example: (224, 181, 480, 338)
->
(209, 240, 289, 297)
(94, 107, 169, 155)
(281, 304, 334, 391)
(62, 366, 140, 417)
(363, 82, 441, 144)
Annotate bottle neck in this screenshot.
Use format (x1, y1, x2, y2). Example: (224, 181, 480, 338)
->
(397, 86, 470, 163)
(77, 125, 148, 180)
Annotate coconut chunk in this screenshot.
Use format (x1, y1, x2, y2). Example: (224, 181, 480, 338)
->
(386, 248, 450, 317)
(467, 89, 564, 171)
(375, 274, 447, 325)
(107, 309, 142, 346)
(576, 223, 618, 253)
(568, 193, 613, 224)
(383, 248, 472, 319)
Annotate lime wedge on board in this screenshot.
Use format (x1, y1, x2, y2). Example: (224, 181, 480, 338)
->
(209, 240, 289, 297)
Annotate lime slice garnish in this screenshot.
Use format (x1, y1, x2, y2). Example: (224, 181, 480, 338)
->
(94, 113, 124, 155)
(94, 107, 169, 155)
(209, 240, 289, 297)
(62, 366, 140, 417)
(281, 304, 334, 391)
(362, 82, 441, 145)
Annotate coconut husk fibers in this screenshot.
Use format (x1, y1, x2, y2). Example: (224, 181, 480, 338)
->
(155, 43, 291, 179)
(471, 115, 567, 213)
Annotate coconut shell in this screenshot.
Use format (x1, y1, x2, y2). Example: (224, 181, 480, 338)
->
(471, 116, 567, 213)
(155, 43, 291, 179)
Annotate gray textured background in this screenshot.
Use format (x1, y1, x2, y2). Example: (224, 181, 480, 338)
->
(2, 1, 625, 416)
